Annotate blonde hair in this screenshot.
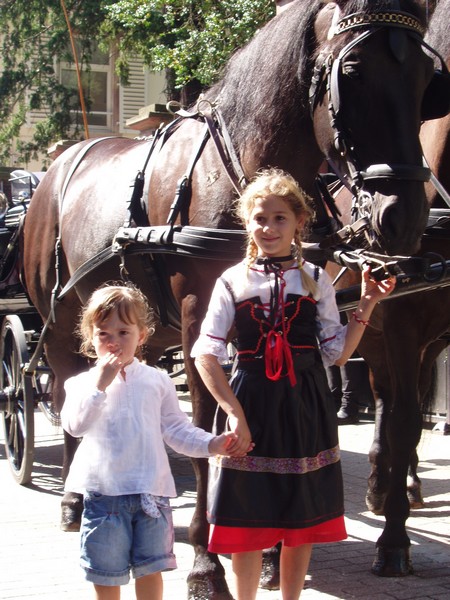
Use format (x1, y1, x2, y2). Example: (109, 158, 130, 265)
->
(236, 167, 317, 296)
(77, 283, 155, 359)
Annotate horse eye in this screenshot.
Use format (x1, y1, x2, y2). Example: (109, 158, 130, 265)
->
(342, 62, 360, 79)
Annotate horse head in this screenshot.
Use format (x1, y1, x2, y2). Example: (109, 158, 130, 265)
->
(309, 0, 450, 255)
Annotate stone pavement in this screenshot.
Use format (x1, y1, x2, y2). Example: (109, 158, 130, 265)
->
(1, 395, 449, 600)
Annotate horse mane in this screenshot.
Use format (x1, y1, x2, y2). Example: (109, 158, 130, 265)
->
(204, 0, 322, 156)
(201, 0, 428, 159)
(425, 0, 450, 58)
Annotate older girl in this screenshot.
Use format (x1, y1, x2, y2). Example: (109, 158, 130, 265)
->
(192, 168, 395, 599)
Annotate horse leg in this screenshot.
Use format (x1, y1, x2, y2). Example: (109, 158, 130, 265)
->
(181, 295, 233, 600)
(407, 338, 448, 509)
(358, 325, 391, 515)
(372, 409, 418, 578)
(365, 380, 393, 515)
(406, 451, 424, 510)
(371, 317, 422, 577)
(260, 543, 281, 590)
(43, 312, 86, 533)
(60, 430, 83, 531)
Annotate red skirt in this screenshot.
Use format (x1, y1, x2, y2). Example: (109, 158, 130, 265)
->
(208, 516, 347, 554)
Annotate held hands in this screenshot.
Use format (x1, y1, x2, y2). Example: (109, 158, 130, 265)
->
(209, 431, 255, 457)
(94, 350, 124, 392)
(209, 415, 255, 457)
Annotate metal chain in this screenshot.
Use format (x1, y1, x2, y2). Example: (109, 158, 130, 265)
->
(335, 12, 425, 37)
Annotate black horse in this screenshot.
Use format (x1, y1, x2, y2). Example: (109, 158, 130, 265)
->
(359, 0, 450, 576)
(323, 0, 450, 578)
(23, 1, 440, 597)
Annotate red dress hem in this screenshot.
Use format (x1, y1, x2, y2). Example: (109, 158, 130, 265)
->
(208, 516, 347, 553)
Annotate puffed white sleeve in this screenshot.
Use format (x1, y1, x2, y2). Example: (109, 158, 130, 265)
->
(190, 276, 235, 364)
(314, 268, 347, 367)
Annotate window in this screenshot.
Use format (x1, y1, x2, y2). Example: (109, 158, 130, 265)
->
(60, 45, 111, 128)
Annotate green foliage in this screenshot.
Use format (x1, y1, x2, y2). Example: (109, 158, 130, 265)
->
(0, 0, 112, 165)
(102, 1, 274, 88)
(0, 0, 274, 164)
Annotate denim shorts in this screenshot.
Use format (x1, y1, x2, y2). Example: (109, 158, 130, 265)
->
(80, 492, 177, 586)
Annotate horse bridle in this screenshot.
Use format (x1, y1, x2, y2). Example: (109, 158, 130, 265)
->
(309, 9, 450, 238)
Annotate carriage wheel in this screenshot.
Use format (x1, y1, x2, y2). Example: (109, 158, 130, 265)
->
(0, 315, 34, 484)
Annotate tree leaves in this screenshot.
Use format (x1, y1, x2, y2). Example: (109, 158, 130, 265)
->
(0, 0, 274, 164)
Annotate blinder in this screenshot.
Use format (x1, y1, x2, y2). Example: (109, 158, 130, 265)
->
(421, 69, 450, 121)
(308, 9, 448, 196)
(420, 37, 450, 122)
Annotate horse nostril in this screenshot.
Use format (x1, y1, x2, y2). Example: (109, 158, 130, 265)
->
(376, 195, 425, 255)
(378, 198, 399, 241)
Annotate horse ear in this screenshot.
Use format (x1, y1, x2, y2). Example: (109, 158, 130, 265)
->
(314, 3, 341, 42)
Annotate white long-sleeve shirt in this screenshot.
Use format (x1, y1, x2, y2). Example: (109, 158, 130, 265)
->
(61, 358, 214, 496)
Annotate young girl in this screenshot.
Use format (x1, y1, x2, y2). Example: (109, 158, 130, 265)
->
(191, 168, 396, 599)
(61, 284, 249, 600)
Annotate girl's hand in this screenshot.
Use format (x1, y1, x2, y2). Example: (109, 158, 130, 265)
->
(209, 432, 255, 457)
(223, 414, 254, 455)
(361, 266, 396, 303)
(94, 351, 123, 391)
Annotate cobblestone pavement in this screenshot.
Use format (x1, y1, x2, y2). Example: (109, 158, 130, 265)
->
(1, 396, 449, 599)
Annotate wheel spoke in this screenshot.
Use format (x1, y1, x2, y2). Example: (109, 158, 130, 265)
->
(1, 315, 34, 484)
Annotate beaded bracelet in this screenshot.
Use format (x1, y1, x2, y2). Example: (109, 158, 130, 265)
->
(352, 311, 370, 326)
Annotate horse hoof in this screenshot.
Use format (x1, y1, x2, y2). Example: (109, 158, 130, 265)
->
(371, 546, 413, 577)
(259, 570, 280, 590)
(60, 494, 83, 532)
(259, 545, 280, 590)
(365, 491, 386, 515)
(407, 483, 424, 509)
(407, 492, 425, 509)
(187, 576, 233, 600)
(187, 553, 233, 600)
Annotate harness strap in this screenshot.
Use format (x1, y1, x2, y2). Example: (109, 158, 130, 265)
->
(124, 126, 167, 227)
(423, 156, 450, 209)
(203, 109, 247, 194)
(318, 217, 369, 248)
(166, 123, 210, 229)
(176, 103, 247, 195)
(59, 137, 114, 211)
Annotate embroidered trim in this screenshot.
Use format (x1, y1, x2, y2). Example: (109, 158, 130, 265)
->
(209, 445, 341, 474)
(320, 334, 337, 345)
(206, 333, 227, 342)
(235, 295, 318, 360)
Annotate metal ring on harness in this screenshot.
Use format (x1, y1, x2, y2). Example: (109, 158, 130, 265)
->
(422, 252, 447, 283)
(196, 98, 216, 116)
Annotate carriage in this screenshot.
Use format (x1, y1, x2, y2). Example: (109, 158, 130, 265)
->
(1, 1, 450, 597)
(0, 168, 56, 485)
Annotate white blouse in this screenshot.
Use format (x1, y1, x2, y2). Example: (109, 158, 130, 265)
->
(61, 358, 214, 496)
(191, 260, 346, 367)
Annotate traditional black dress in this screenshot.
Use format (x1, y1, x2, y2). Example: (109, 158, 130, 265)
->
(191, 259, 347, 552)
